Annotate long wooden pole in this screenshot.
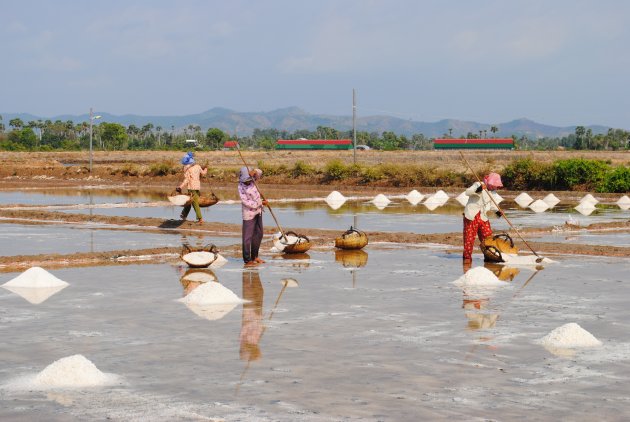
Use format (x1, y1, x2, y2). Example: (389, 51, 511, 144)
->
(235, 145, 287, 239)
(459, 151, 543, 262)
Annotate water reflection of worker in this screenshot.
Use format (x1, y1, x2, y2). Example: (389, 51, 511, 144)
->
(240, 270, 265, 361)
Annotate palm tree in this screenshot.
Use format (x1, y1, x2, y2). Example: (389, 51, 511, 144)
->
(490, 126, 498, 138)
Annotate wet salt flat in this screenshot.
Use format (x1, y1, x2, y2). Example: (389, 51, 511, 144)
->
(0, 223, 240, 256)
(1, 249, 629, 420)
(532, 231, 630, 247)
(55, 200, 629, 234)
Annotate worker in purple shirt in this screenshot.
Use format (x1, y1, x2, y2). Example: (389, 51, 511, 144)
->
(238, 166, 267, 267)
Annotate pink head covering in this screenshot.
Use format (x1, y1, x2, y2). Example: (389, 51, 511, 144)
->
(483, 172, 503, 190)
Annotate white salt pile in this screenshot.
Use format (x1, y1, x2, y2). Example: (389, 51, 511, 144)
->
(167, 194, 190, 206)
(3, 285, 68, 305)
(514, 192, 534, 208)
(455, 191, 469, 206)
(325, 191, 347, 210)
(617, 195, 630, 210)
(372, 194, 391, 208)
(529, 199, 550, 213)
(452, 266, 505, 287)
(3, 267, 69, 288)
(579, 194, 599, 205)
(273, 232, 300, 251)
(542, 193, 561, 207)
(181, 251, 226, 269)
(575, 202, 596, 216)
(539, 323, 602, 349)
(32, 355, 115, 388)
(405, 190, 424, 205)
(424, 190, 449, 210)
(179, 281, 245, 305)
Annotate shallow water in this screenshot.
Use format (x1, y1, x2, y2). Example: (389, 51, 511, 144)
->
(0, 223, 240, 256)
(0, 249, 629, 420)
(532, 231, 630, 247)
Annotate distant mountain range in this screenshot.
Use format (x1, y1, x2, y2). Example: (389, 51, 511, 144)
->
(1, 107, 613, 138)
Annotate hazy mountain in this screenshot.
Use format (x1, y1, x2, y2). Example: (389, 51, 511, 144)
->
(0, 107, 612, 138)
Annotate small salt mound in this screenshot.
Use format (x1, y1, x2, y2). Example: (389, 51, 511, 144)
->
(33, 355, 113, 388)
(579, 194, 599, 205)
(423, 201, 441, 211)
(452, 266, 505, 287)
(405, 190, 424, 205)
(455, 191, 469, 206)
(372, 194, 391, 207)
(167, 194, 190, 206)
(539, 323, 602, 349)
(617, 195, 630, 210)
(179, 282, 245, 305)
(514, 192, 534, 208)
(543, 193, 561, 207)
(424, 190, 449, 209)
(3, 267, 69, 288)
(325, 191, 347, 210)
(575, 202, 596, 216)
(181, 251, 226, 268)
(529, 199, 550, 213)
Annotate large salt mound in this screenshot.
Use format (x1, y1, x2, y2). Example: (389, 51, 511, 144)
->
(575, 202, 596, 216)
(405, 190, 424, 205)
(543, 193, 561, 207)
(514, 192, 534, 208)
(453, 266, 505, 287)
(2, 267, 69, 288)
(617, 195, 630, 210)
(372, 194, 391, 206)
(579, 194, 599, 205)
(539, 323, 602, 349)
(529, 199, 550, 213)
(325, 191, 347, 210)
(179, 281, 245, 305)
(33, 355, 113, 388)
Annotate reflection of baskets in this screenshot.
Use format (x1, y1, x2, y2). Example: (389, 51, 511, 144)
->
(282, 231, 312, 254)
(181, 243, 220, 268)
(335, 226, 368, 250)
(483, 262, 520, 281)
(334, 249, 369, 267)
(180, 268, 217, 288)
(480, 233, 519, 262)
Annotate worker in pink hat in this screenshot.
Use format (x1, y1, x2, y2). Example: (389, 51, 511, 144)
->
(462, 172, 504, 263)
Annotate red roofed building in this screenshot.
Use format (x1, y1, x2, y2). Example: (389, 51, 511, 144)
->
(433, 138, 514, 149)
(223, 140, 239, 149)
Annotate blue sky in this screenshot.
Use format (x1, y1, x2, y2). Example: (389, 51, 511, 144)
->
(1, 0, 629, 128)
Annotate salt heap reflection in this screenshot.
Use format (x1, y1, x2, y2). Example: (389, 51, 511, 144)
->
(2, 267, 69, 304)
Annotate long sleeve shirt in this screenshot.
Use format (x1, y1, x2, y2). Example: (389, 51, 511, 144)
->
(464, 181, 499, 222)
(179, 164, 207, 191)
(238, 169, 263, 220)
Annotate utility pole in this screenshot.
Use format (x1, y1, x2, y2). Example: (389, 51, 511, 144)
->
(352, 88, 357, 164)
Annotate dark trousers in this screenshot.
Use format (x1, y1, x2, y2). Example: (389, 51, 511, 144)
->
(242, 213, 263, 263)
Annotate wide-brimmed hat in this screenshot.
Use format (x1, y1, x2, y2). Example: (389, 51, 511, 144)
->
(484, 172, 503, 190)
(181, 154, 195, 165)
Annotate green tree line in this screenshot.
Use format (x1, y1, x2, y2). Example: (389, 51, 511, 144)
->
(0, 115, 628, 151)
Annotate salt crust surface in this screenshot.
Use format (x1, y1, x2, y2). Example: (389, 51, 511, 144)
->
(539, 323, 602, 348)
(452, 267, 504, 287)
(178, 282, 245, 305)
(529, 199, 550, 213)
(514, 192, 534, 207)
(167, 194, 190, 206)
(29, 355, 116, 388)
(2, 267, 69, 288)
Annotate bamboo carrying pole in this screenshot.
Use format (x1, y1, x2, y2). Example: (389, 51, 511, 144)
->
(459, 151, 544, 263)
(234, 144, 288, 240)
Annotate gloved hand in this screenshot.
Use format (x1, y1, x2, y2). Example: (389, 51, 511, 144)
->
(175, 187, 182, 193)
(495, 210, 503, 217)
(262, 199, 268, 206)
(475, 184, 483, 193)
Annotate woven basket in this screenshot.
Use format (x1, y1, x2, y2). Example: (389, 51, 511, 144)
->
(170, 191, 219, 208)
(334, 227, 368, 250)
(480, 233, 519, 262)
(181, 243, 220, 268)
(282, 231, 312, 254)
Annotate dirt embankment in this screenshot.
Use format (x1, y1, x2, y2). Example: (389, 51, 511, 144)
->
(0, 208, 628, 272)
(1, 150, 628, 190)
